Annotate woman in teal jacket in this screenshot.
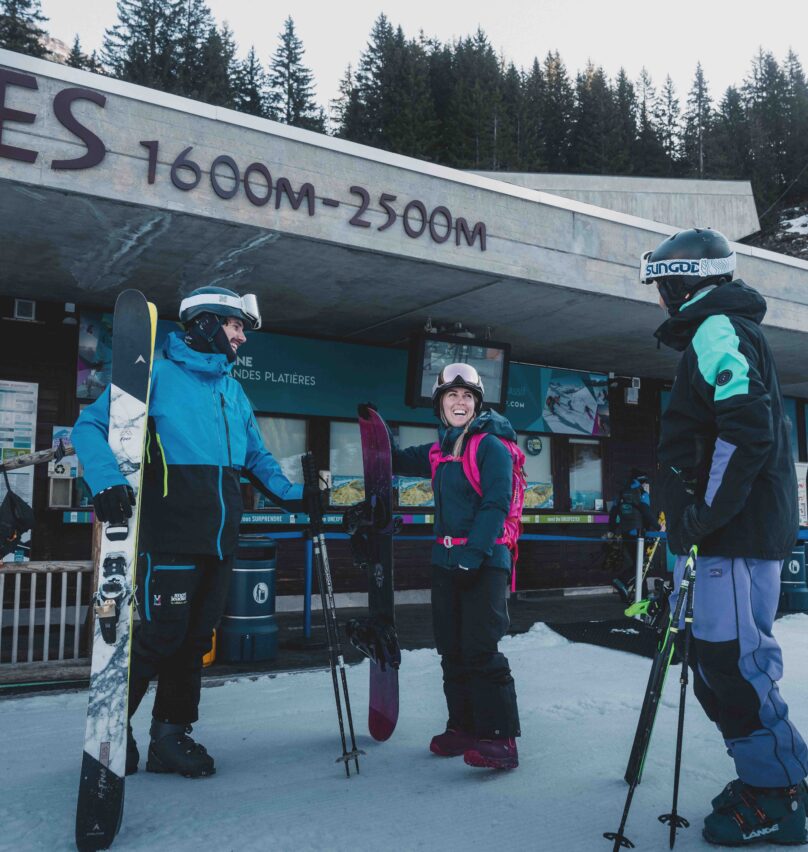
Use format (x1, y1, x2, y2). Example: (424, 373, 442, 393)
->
(393, 363, 521, 770)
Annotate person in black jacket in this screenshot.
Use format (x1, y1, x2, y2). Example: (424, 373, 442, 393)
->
(607, 469, 660, 602)
(643, 228, 808, 846)
(393, 363, 520, 770)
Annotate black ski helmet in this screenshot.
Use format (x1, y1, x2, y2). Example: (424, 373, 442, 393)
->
(640, 228, 736, 314)
(431, 363, 485, 417)
(178, 286, 261, 330)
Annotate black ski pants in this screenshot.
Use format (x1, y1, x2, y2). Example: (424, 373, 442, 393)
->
(128, 551, 234, 726)
(431, 565, 521, 739)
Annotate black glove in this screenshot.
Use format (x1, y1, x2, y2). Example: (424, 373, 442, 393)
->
(304, 484, 329, 518)
(358, 402, 378, 420)
(92, 484, 135, 525)
(681, 502, 709, 546)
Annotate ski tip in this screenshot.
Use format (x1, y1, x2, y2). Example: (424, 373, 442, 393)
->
(368, 708, 397, 742)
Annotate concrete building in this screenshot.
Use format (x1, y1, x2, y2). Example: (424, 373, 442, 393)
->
(1, 48, 807, 628)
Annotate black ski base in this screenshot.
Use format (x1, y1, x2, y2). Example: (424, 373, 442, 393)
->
(76, 750, 125, 851)
(345, 617, 401, 671)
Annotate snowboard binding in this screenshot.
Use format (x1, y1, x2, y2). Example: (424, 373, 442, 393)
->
(345, 618, 401, 671)
(343, 499, 401, 571)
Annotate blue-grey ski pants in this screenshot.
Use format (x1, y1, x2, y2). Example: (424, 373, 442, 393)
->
(671, 554, 808, 787)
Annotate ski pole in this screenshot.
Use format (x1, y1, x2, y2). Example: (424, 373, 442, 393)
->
(604, 545, 698, 852)
(301, 453, 363, 776)
(0, 439, 74, 472)
(658, 553, 696, 847)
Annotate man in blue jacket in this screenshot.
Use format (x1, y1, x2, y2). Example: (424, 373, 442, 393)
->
(643, 228, 808, 845)
(73, 287, 311, 778)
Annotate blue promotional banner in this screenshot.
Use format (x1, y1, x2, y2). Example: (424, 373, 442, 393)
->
(76, 323, 610, 436)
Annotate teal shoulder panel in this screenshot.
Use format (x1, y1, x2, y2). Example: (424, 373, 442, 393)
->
(692, 314, 750, 400)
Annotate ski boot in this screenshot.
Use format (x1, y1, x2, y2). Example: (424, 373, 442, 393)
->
(712, 778, 808, 812)
(429, 727, 477, 757)
(463, 737, 519, 770)
(703, 781, 807, 846)
(146, 719, 215, 778)
(126, 724, 139, 776)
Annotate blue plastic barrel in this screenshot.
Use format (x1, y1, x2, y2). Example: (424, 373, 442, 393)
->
(218, 536, 278, 662)
(778, 547, 808, 614)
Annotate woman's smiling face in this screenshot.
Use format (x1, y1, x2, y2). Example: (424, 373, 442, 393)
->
(441, 388, 476, 428)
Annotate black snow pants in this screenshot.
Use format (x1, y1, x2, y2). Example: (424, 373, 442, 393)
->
(128, 551, 234, 725)
(431, 565, 521, 739)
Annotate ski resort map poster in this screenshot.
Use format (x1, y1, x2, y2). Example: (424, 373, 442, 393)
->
(0, 379, 38, 562)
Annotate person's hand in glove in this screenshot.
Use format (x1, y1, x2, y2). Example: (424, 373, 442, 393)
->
(304, 484, 329, 518)
(92, 484, 135, 525)
(681, 502, 710, 545)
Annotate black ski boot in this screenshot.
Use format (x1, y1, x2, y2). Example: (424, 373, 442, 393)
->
(146, 719, 215, 778)
(126, 724, 139, 776)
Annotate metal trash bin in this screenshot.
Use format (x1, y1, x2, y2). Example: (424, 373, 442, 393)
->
(778, 547, 808, 614)
(218, 535, 278, 662)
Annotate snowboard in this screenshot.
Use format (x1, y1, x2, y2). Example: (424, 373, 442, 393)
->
(76, 290, 157, 851)
(345, 406, 400, 742)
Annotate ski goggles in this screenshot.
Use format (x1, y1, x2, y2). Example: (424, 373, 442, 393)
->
(179, 292, 262, 329)
(640, 251, 736, 285)
(436, 363, 482, 387)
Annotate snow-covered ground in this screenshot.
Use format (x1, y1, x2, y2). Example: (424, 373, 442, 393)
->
(2, 616, 808, 851)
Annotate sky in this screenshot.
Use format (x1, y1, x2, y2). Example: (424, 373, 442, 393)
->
(40, 0, 808, 115)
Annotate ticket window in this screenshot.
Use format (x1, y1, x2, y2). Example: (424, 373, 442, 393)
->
(518, 434, 553, 510)
(254, 415, 307, 508)
(395, 424, 437, 508)
(329, 421, 364, 506)
(568, 439, 603, 511)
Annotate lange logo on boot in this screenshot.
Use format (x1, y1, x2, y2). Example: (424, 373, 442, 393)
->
(742, 824, 779, 840)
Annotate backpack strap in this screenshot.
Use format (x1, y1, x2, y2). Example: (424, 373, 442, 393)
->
(460, 433, 485, 496)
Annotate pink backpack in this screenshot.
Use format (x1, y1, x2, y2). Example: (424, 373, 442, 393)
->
(428, 433, 527, 591)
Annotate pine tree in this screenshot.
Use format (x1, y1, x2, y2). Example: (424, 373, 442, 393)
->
(634, 68, 667, 175)
(497, 61, 524, 170)
(197, 23, 236, 107)
(541, 50, 574, 171)
(656, 75, 682, 172)
(782, 50, 808, 202)
(267, 15, 324, 132)
(174, 0, 213, 99)
(569, 62, 614, 173)
(424, 36, 454, 164)
(743, 49, 788, 211)
(709, 85, 749, 180)
(0, 0, 48, 57)
(66, 34, 86, 69)
(350, 13, 395, 145)
(521, 58, 545, 172)
(234, 46, 268, 118)
(103, 0, 181, 91)
(610, 68, 637, 174)
(445, 28, 502, 169)
(682, 62, 712, 177)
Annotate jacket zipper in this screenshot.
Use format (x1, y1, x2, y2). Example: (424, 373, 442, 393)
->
(220, 393, 232, 467)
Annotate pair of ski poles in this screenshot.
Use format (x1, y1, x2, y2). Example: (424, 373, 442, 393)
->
(301, 453, 364, 777)
(605, 544, 698, 851)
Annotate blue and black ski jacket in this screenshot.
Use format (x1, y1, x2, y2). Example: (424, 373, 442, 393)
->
(656, 280, 797, 559)
(73, 332, 303, 557)
(393, 410, 515, 572)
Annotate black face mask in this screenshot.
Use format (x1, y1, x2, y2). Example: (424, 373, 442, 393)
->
(184, 313, 236, 363)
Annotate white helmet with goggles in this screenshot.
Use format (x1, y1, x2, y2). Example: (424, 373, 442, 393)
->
(431, 362, 485, 416)
(179, 287, 262, 330)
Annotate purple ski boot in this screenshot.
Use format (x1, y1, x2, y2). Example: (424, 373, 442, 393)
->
(429, 727, 477, 757)
(464, 737, 519, 770)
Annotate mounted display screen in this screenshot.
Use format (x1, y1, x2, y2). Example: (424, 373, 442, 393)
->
(405, 333, 511, 411)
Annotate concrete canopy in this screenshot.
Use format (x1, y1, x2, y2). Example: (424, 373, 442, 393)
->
(2, 49, 808, 395)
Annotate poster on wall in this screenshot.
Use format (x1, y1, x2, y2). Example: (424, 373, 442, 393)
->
(542, 370, 610, 436)
(0, 380, 38, 561)
(49, 426, 80, 478)
(77, 311, 113, 400)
